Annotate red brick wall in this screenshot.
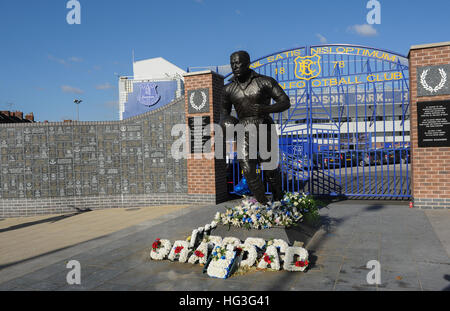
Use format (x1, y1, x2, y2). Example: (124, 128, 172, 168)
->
(184, 71, 229, 203)
(409, 44, 450, 208)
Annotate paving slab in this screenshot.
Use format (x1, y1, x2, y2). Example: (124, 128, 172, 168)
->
(425, 210, 450, 258)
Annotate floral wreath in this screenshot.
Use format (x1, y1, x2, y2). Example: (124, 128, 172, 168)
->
(207, 246, 237, 279)
(257, 246, 281, 270)
(150, 238, 172, 260)
(284, 247, 309, 272)
(188, 242, 209, 265)
(237, 243, 258, 267)
(420, 68, 447, 93)
(168, 240, 190, 263)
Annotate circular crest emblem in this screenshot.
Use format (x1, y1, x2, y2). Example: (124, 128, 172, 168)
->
(189, 90, 208, 111)
(420, 68, 447, 93)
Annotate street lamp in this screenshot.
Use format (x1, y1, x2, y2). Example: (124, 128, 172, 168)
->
(74, 99, 82, 121)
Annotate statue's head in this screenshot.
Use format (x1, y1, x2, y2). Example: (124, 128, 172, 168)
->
(230, 50, 251, 79)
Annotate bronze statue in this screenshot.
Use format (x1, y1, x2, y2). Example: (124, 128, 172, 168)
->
(221, 51, 291, 205)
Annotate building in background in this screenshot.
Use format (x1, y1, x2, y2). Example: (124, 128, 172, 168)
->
(0, 111, 35, 123)
(119, 57, 186, 120)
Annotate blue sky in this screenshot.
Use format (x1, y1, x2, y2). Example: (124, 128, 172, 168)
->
(0, 0, 449, 122)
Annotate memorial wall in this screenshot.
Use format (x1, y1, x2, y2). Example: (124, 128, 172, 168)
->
(0, 97, 215, 217)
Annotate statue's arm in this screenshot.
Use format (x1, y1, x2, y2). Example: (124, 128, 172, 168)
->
(262, 77, 291, 114)
(219, 87, 237, 127)
(221, 87, 232, 117)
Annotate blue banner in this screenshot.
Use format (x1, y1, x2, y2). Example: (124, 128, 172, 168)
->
(123, 81, 178, 119)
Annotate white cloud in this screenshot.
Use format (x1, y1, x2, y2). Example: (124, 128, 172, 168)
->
(69, 56, 83, 63)
(61, 85, 83, 94)
(48, 54, 83, 65)
(48, 54, 66, 65)
(316, 33, 327, 44)
(96, 83, 113, 90)
(348, 24, 378, 37)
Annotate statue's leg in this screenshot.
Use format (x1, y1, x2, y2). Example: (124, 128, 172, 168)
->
(237, 127, 268, 205)
(264, 167, 283, 202)
(240, 158, 268, 205)
(260, 120, 283, 202)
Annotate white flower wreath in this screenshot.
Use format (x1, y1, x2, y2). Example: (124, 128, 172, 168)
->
(223, 237, 241, 251)
(272, 239, 289, 262)
(167, 240, 191, 263)
(207, 246, 237, 279)
(150, 239, 172, 260)
(244, 237, 266, 250)
(187, 242, 209, 265)
(189, 229, 199, 249)
(206, 235, 223, 247)
(257, 245, 281, 270)
(283, 247, 309, 272)
(238, 243, 258, 267)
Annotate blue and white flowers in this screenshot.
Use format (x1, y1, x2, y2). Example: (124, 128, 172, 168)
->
(206, 246, 237, 279)
(214, 194, 304, 229)
(150, 195, 315, 278)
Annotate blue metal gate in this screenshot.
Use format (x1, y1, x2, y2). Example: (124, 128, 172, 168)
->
(226, 44, 411, 199)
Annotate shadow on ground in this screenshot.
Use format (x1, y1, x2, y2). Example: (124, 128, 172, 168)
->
(444, 275, 450, 291)
(0, 233, 106, 270)
(264, 200, 388, 291)
(0, 209, 91, 234)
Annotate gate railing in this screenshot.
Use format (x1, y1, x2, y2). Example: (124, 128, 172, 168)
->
(226, 44, 411, 199)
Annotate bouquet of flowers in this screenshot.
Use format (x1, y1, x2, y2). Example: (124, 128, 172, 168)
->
(214, 195, 303, 229)
(283, 192, 314, 213)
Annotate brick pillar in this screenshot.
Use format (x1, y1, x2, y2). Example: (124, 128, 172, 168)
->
(183, 70, 229, 204)
(409, 42, 450, 209)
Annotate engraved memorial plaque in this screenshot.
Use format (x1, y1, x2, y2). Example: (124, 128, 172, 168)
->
(417, 101, 450, 147)
(188, 116, 211, 154)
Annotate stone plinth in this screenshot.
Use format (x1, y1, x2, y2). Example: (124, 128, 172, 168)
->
(211, 222, 319, 246)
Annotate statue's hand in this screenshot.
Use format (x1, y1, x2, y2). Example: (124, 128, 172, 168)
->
(220, 115, 239, 130)
(249, 104, 269, 117)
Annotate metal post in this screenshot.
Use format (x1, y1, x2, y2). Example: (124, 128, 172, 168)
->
(74, 99, 82, 121)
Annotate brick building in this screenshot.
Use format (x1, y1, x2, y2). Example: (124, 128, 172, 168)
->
(0, 111, 35, 123)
